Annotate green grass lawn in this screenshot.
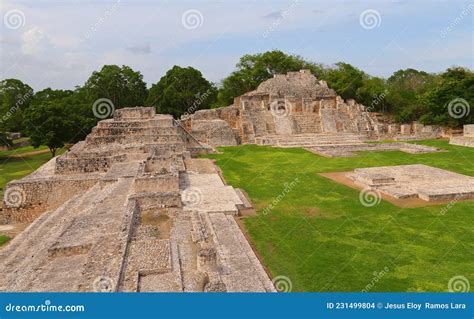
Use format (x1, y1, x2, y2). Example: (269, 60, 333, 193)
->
(0, 235, 10, 246)
(205, 140, 474, 292)
(0, 146, 61, 196)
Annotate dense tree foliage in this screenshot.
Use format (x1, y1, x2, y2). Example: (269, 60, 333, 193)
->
(1, 54, 472, 154)
(323, 62, 366, 101)
(216, 50, 324, 106)
(24, 99, 76, 157)
(420, 67, 473, 127)
(146, 66, 217, 118)
(384, 69, 437, 122)
(83, 65, 148, 108)
(0, 79, 34, 133)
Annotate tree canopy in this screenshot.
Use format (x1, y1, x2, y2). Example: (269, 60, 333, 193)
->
(0, 79, 34, 132)
(24, 99, 76, 157)
(1, 55, 472, 156)
(146, 66, 217, 118)
(323, 62, 367, 101)
(216, 50, 324, 106)
(83, 65, 148, 108)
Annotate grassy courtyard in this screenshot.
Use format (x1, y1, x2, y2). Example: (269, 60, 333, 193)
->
(0, 235, 10, 246)
(205, 140, 474, 292)
(0, 146, 57, 197)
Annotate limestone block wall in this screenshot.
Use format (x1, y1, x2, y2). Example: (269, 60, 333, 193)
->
(5, 177, 98, 210)
(134, 175, 179, 193)
(450, 124, 474, 147)
(114, 107, 156, 120)
(464, 124, 474, 137)
(55, 154, 127, 174)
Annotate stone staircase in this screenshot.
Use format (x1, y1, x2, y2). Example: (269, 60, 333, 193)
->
(255, 133, 367, 148)
(291, 114, 322, 133)
(1, 107, 275, 293)
(0, 178, 136, 291)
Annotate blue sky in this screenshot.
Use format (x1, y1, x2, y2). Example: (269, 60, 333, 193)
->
(0, 0, 473, 90)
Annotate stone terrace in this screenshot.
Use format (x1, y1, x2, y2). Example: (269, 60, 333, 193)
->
(450, 124, 474, 148)
(0, 107, 274, 292)
(347, 164, 474, 201)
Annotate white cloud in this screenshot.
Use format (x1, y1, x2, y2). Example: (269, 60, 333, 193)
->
(20, 26, 47, 54)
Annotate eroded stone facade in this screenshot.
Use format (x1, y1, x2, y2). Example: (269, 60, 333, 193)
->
(348, 164, 474, 201)
(0, 107, 274, 292)
(181, 70, 443, 147)
(450, 124, 474, 148)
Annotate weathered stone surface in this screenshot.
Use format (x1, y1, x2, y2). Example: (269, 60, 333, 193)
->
(449, 124, 474, 148)
(465, 124, 474, 137)
(347, 164, 474, 201)
(400, 124, 411, 135)
(190, 119, 238, 146)
(0, 107, 274, 292)
(182, 70, 442, 147)
(307, 142, 439, 157)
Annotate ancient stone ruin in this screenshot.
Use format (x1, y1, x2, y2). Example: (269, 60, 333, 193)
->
(0, 108, 274, 292)
(1, 70, 466, 292)
(347, 164, 474, 202)
(181, 70, 444, 153)
(450, 124, 474, 148)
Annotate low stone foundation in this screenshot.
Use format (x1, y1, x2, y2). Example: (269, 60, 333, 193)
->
(450, 124, 474, 148)
(347, 164, 474, 202)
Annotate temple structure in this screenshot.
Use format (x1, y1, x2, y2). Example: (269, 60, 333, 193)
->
(0, 108, 274, 292)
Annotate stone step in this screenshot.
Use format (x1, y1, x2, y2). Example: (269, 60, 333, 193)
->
(92, 126, 178, 136)
(85, 134, 184, 146)
(206, 213, 275, 292)
(98, 118, 174, 128)
(255, 133, 367, 147)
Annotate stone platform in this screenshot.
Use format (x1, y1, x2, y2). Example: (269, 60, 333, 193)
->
(347, 164, 474, 201)
(307, 142, 439, 157)
(450, 124, 474, 148)
(0, 107, 274, 292)
(254, 133, 439, 157)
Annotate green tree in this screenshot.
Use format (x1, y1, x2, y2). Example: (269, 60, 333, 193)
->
(323, 62, 366, 101)
(386, 68, 437, 122)
(217, 50, 324, 106)
(146, 66, 217, 118)
(420, 67, 474, 127)
(24, 99, 77, 157)
(83, 65, 148, 108)
(356, 77, 388, 112)
(0, 79, 34, 133)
